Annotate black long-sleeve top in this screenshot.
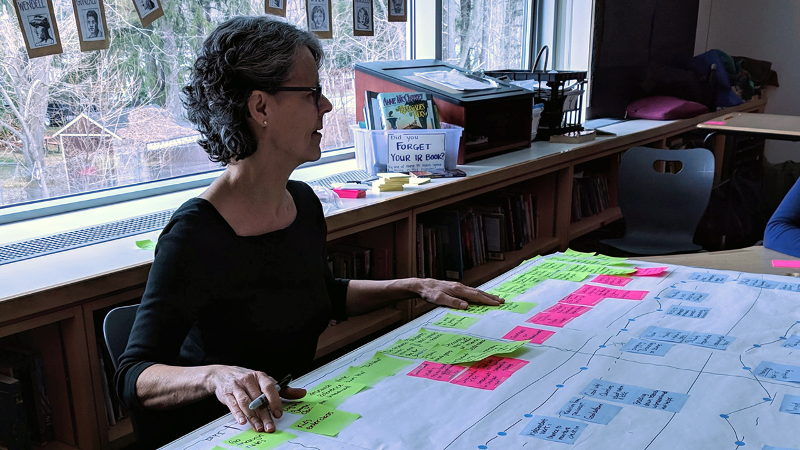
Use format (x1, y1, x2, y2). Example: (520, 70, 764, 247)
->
(113, 181, 349, 447)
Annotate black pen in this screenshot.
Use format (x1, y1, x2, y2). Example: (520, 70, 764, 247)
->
(248, 374, 292, 410)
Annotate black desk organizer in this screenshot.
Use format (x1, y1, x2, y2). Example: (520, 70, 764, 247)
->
(485, 70, 587, 140)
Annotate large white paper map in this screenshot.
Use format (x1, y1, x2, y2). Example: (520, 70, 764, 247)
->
(162, 253, 800, 450)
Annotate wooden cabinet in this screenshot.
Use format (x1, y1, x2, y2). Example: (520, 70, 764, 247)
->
(0, 97, 768, 450)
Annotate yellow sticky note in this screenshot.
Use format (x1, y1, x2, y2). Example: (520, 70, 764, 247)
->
(222, 429, 296, 450)
(290, 405, 360, 437)
(418, 345, 467, 364)
(382, 339, 429, 359)
(135, 239, 156, 250)
(356, 352, 414, 375)
(433, 313, 480, 329)
(304, 381, 366, 407)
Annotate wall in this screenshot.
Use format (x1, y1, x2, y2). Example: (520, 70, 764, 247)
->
(696, 0, 800, 163)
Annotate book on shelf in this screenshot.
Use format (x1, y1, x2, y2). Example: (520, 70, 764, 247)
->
(571, 174, 610, 222)
(377, 92, 439, 130)
(0, 374, 29, 450)
(0, 347, 54, 446)
(327, 243, 373, 280)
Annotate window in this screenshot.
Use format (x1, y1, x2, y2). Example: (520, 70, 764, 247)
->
(0, 0, 407, 211)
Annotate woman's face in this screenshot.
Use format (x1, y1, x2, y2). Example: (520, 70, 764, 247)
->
(87, 16, 97, 35)
(260, 47, 332, 166)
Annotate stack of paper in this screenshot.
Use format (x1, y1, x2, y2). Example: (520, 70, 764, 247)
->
(372, 173, 410, 192)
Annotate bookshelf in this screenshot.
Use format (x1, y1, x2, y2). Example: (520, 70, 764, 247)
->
(0, 96, 768, 450)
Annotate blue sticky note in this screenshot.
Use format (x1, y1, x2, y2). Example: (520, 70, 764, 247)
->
(640, 326, 690, 343)
(683, 332, 735, 350)
(581, 379, 647, 405)
(663, 289, 709, 302)
(754, 361, 800, 383)
(630, 388, 690, 413)
(782, 335, 800, 349)
(738, 278, 779, 289)
(622, 338, 674, 356)
(665, 305, 711, 319)
(779, 394, 800, 414)
(520, 416, 587, 444)
(557, 397, 622, 425)
(688, 272, 729, 283)
(777, 283, 800, 293)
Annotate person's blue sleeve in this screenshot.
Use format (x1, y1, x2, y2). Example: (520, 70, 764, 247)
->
(764, 178, 800, 257)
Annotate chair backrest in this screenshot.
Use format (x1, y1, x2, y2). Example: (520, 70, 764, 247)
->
(103, 304, 139, 371)
(617, 147, 714, 248)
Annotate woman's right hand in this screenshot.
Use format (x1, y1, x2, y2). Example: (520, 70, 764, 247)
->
(206, 365, 306, 432)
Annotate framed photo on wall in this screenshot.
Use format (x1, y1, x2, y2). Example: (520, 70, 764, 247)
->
(73, 0, 110, 51)
(352, 0, 374, 37)
(265, 0, 286, 17)
(13, 0, 63, 58)
(132, 0, 164, 27)
(306, 0, 333, 39)
(388, 0, 407, 22)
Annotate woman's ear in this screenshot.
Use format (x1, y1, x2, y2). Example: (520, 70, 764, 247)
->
(247, 90, 270, 127)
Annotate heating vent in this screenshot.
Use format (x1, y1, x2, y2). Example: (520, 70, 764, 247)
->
(0, 209, 176, 266)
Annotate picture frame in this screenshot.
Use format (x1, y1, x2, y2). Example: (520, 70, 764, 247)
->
(306, 0, 333, 39)
(73, 0, 110, 52)
(13, 0, 63, 58)
(352, 0, 374, 37)
(265, 0, 286, 17)
(387, 0, 407, 22)
(132, 0, 164, 28)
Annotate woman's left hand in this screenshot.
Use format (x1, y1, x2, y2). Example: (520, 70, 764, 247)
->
(416, 279, 504, 310)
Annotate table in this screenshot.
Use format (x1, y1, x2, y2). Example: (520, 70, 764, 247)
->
(639, 245, 800, 276)
(698, 112, 800, 141)
(160, 250, 800, 450)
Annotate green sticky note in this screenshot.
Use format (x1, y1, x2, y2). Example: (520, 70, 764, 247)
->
(305, 381, 366, 407)
(443, 335, 490, 351)
(404, 328, 459, 347)
(532, 261, 570, 271)
(497, 301, 537, 313)
(290, 405, 360, 437)
(283, 401, 318, 415)
(463, 304, 495, 315)
(222, 429, 296, 450)
(329, 366, 388, 387)
(418, 344, 468, 364)
(492, 282, 532, 294)
(565, 249, 596, 257)
(521, 255, 543, 265)
(135, 239, 156, 250)
(487, 289, 519, 300)
(382, 339, 429, 359)
(474, 339, 527, 355)
(547, 271, 589, 282)
(433, 313, 480, 329)
(356, 352, 414, 375)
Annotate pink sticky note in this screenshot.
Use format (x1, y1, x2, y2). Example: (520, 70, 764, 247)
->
(407, 361, 466, 382)
(613, 290, 648, 300)
(450, 368, 509, 390)
(543, 303, 591, 317)
(526, 312, 576, 328)
(634, 267, 668, 276)
(772, 260, 800, 268)
(705, 121, 726, 125)
(574, 285, 616, 297)
(592, 275, 633, 286)
(502, 326, 556, 344)
(470, 356, 529, 375)
(559, 293, 605, 306)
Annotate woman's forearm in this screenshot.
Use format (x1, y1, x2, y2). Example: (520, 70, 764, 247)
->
(345, 278, 422, 316)
(136, 363, 217, 409)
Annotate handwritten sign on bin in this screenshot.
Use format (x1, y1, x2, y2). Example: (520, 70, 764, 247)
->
(387, 132, 446, 172)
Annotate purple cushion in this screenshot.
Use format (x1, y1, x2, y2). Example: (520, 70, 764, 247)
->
(626, 96, 709, 120)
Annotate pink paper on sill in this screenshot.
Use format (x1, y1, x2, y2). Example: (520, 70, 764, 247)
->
(407, 361, 466, 382)
(705, 121, 727, 125)
(450, 368, 510, 390)
(592, 275, 633, 286)
(559, 293, 605, 306)
(634, 267, 668, 276)
(502, 326, 555, 344)
(772, 260, 800, 268)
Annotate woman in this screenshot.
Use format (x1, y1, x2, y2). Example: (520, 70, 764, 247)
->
(114, 16, 501, 448)
(764, 177, 800, 257)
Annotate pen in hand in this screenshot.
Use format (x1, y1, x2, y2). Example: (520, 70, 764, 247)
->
(248, 374, 293, 410)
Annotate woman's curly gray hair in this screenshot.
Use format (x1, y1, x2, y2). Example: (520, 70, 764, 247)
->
(183, 16, 323, 165)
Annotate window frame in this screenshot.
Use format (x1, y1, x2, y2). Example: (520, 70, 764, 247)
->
(3, 0, 575, 226)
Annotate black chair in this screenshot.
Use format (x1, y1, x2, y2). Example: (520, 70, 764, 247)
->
(601, 147, 714, 255)
(103, 304, 139, 370)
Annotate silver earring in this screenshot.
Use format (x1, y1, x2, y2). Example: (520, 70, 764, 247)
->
(263, 120, 268, 126)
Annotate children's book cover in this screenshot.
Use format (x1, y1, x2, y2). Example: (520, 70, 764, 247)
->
(377, 92, 437, 130)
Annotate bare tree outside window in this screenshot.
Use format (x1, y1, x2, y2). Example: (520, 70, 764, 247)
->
(0, 0, 406, 208)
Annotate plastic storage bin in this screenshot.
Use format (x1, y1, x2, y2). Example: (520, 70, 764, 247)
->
(349, 123, 463, 176)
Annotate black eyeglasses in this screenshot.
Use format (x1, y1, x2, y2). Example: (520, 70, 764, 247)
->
(272, 84, 323, 107)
